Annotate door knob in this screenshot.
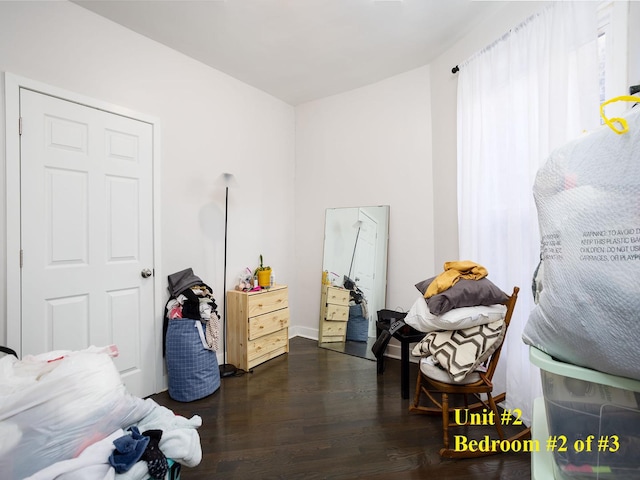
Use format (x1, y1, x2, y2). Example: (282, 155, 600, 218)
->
(141, 268, 153, 278)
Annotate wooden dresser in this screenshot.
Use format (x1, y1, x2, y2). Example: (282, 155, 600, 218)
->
(318, 285, 350, 343)
(227, 285, 289, 371)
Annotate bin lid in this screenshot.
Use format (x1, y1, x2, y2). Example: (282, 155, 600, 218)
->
(529, 346, 640, 392)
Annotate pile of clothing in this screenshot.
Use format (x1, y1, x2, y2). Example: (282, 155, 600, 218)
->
(0, 346, 202, 480)
(163, 268, 221, 402)
(164, 268, 220, 353)
(406, 261, 510, 383)
(27, 403, 201, 480)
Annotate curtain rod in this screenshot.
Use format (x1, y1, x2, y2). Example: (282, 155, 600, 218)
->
(450, 5, 551, 77)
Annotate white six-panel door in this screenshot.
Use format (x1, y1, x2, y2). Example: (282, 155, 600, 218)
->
(352, 210, 378, 336)
(19, 88, 155, 398)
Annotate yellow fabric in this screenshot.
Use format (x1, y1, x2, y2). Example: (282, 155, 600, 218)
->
(600, 95, 639, 135)
(424, 261, 488, 299)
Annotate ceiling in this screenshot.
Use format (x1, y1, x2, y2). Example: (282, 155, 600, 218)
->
(73, 0, 507, 105)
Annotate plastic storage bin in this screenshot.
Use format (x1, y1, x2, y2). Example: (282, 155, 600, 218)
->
(532, 397, 555, 480)
(530, 347, 640, 479)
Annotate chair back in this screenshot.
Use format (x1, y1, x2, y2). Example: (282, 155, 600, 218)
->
(482, 286, 519, 381)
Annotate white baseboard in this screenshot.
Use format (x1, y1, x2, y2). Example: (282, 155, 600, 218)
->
(289, 325, 318, 340)
(287, 330, 419, 364)
(385, 342, 419, 363)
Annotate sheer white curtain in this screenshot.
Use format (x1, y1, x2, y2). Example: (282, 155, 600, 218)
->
(457, 2, 600, 425)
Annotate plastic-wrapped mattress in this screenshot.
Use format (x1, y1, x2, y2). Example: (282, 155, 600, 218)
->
(0, 346, 155, 479)
(523, 108, 640, 381)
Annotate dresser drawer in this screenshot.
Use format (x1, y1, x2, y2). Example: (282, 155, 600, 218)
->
(325, 303, 348, 322)
(321, 320, 347, 338)
(247, 287, 289, 317)
(318, 284, 350, 344)
(249, 308, 290, 340)
(326, 286, 350, 305)
(247, 328, 288, 366)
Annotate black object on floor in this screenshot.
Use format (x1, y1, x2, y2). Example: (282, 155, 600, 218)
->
(375, 309, 425, 399)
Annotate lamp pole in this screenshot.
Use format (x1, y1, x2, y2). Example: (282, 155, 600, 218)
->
(219, 174, 237, 378)
(348, 220, 363, 279)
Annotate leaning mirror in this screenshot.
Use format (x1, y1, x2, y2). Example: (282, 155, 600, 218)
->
(318, 206, 389, 360)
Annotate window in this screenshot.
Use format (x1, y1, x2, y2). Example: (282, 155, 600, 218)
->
(597, 1, 629, 119)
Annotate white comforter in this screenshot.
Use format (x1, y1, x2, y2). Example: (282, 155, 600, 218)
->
(26, 399, 202, 480)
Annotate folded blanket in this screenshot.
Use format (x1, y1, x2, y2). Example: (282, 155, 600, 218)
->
(412, 319, 505, 382)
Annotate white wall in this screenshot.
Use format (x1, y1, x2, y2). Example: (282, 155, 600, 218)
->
(0, 1, 295, 349)
(293, 66, 434, 338)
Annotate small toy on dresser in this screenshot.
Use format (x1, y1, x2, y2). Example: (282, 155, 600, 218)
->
(236, 267, 256, 291)
(235, 255, 275, 291)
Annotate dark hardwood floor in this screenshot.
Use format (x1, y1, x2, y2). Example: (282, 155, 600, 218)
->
(150, 337, 531, 479)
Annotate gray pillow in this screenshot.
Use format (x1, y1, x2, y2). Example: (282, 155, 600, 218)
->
(415, 277, 508, 316)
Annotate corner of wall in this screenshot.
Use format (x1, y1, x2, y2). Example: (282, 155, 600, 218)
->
(0, 72, 6, 347)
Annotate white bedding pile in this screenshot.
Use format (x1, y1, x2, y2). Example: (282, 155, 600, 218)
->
(0, 346, 202, 480)
(406, 295, 508, 383)
(404, 296, 506, 333)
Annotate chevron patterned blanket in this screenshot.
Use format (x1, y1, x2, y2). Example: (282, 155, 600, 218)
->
(411, 319, 505, 382)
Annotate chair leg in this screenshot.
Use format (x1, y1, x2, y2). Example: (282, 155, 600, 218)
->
(410, 373, 447, 415)
(410, 376, 532, 459)
(441, 392, 450, 450)
(411, 371, 422, 410)
(487, 393, 505, 440)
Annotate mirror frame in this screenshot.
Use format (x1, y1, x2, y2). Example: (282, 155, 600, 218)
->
(319, 206, 390, 359)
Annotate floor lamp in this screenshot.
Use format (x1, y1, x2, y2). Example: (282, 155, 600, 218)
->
(217, 172, 238, 378)
(348, 220, 363, 280)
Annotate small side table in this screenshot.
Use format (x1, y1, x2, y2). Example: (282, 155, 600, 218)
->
(376, 310, 425, 400)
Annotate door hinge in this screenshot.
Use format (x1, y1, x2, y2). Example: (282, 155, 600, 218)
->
(19, 117, 22, 136)
(20, 249, 23, 268)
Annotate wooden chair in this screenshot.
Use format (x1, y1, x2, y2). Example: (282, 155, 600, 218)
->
(409, 286, 530, 458)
